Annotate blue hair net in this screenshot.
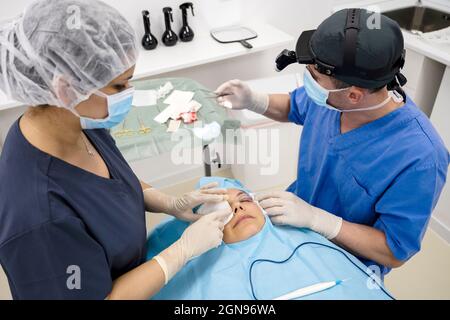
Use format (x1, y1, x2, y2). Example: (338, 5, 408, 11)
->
(196, 177, 252, 195)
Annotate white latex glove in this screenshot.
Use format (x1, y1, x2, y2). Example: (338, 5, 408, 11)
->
(143, 182, 228, 222)
(215, 79, 269, 114)
(256, 191, 343, 240)
(153, 209, 231, 284)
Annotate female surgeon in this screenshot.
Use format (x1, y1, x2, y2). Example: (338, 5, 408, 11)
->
(0, 0, 231, 300)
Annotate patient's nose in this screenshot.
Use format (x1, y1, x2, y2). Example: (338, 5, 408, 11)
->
(232, 204, 245, 215)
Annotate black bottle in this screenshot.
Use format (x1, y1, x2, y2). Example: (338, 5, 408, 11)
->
(179, 2, 195, 42)
(162, 7, 178, 47)
(141, 10, 158, 50)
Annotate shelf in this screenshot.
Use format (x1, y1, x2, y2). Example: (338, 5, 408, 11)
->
(0, 22, 294, 112)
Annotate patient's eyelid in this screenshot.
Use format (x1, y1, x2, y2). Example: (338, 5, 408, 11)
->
(238, 194, 253, 202)
(242, 198, 252, 202)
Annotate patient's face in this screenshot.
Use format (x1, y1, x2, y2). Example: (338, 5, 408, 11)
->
(223, 189, 266, 244)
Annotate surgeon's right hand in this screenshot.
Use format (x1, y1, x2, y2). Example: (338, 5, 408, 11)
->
(143, 183, 228, 223)
(153, 209, 231, 284)
(215, 79, 269, 114)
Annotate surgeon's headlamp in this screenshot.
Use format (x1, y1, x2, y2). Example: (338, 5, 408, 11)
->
(275, 50, 297, 72)
(275, 30, 337, 75)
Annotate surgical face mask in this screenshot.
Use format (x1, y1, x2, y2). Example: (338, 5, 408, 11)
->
(303, 69, 397, 113)
(80, 86, 135, 130)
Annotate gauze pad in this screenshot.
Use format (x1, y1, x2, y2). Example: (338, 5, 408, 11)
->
(250, 193, 268, 216)
(197, 201, 233, 225)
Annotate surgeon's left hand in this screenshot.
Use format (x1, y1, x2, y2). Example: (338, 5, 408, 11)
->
(144, 182, 228, 222)
(256, 191, 343, 240)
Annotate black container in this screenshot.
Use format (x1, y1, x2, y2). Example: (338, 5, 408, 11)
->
(141, 10, 158, 50)
(162, 7, 178, 46)
(179, 2, 195, 42)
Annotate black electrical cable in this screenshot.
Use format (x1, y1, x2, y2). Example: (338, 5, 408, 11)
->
(249, 241, 395, 300)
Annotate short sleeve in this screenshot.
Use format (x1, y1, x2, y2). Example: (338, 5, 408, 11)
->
(374, 163, 446, 262)
(0, 216, 112, 300)
(288, 86, 311, 126)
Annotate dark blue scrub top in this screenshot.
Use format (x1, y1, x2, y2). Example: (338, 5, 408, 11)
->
(288, 87, 449, 276)
(0, 118, 147, 299)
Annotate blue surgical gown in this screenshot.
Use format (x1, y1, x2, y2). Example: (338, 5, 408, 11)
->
(288, 87, 449, 275)
(0, 118, 147, 299)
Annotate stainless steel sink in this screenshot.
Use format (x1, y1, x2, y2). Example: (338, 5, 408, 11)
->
(383, 6, 450, 33)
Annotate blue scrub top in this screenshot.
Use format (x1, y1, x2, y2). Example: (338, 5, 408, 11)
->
(288, 87, 449, 275)
(0, 118, 147, 299)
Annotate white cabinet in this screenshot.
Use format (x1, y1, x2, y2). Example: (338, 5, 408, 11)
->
(228, 73, 303, 191)
(430, 66, 450, 242)
(403, 49, 446, 117)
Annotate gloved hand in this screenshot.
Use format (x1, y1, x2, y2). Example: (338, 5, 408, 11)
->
(256, 191, 343, 240)
(215, 79, 269, 114)
(153, 209, 231, 284)
(143, 182, 228, 222)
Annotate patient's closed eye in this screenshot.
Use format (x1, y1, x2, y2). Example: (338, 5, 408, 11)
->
(237, 192, 253, 202)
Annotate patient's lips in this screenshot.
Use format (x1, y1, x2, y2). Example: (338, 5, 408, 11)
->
(233, 214, 255, 228)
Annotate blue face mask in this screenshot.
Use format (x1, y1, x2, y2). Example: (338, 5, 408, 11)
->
(303, 68, 397, 113)
(303, 68, 348, 111)
(80, 86, 135, 130)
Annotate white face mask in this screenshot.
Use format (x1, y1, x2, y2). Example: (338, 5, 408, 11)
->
(303, 68, 403, 113)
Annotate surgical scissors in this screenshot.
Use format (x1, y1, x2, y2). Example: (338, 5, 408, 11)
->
(197, 88, 234, 99)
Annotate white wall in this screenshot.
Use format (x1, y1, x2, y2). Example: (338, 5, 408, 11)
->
(430, 67, 450, 243)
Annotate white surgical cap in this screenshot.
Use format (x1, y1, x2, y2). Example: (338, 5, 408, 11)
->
(0, 0, 138, 109)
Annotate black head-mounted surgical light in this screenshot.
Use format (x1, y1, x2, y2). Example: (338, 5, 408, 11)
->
(275, 30, 338, 76)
